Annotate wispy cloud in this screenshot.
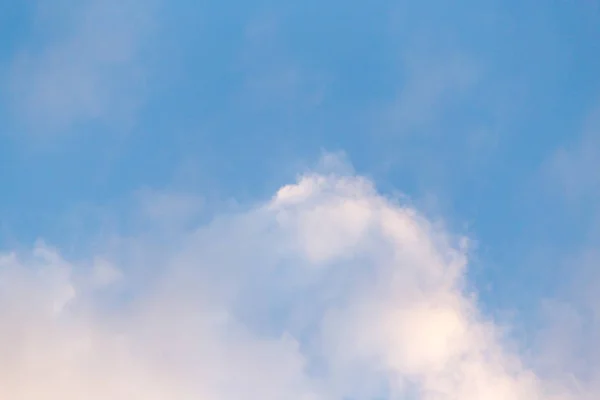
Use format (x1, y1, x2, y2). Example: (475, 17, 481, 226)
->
(382, 50, 481, 136)
(547, 105, 600, 205)
(5, 0, 157, 136)
(0, 155, 590, 399)
(234, 12, 327, 113)
(529, 102, 600, 397)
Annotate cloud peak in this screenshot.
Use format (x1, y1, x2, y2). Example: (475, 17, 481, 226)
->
(0, 161, 584, 399)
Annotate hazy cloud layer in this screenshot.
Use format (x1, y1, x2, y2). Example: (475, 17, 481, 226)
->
(548, 105, 600, 205)
(534, 102, 600, 398)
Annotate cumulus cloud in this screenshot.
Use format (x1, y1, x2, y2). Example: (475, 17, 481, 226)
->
(6, 0, 156, 135)
(0, 158, 588, 399)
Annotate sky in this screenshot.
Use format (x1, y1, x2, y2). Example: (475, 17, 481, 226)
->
(1, 0, 600, 398)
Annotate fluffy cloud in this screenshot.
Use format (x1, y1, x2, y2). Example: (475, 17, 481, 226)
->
(0, 162, 585, 399)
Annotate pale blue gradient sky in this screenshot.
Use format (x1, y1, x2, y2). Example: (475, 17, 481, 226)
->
(1, 1, 600, 398)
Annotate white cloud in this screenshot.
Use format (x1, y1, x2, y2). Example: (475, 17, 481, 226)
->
(6, 0, 156, 135)
(91, 257, 123, 287)
(0, 157, 588, 399)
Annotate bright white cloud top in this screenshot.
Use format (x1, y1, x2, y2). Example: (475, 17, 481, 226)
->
(0, 161, 588, 399)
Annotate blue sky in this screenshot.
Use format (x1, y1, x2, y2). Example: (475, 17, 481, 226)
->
(1, 0, 600, 398)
